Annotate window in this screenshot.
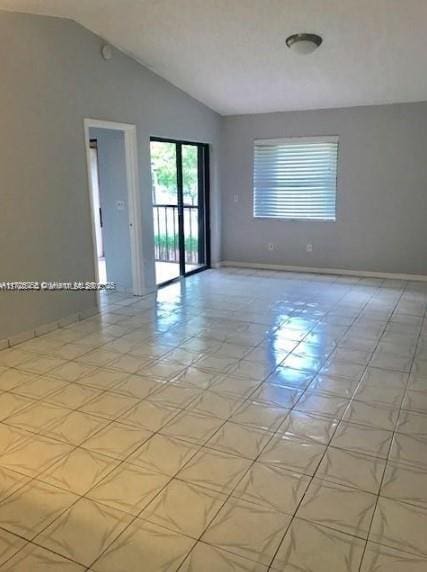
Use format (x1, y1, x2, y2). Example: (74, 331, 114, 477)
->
(253, 136, 338, 221)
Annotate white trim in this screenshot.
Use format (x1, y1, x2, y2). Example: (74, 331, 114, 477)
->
(83, 118, 144, 296)
(255, 135, 339, 146)
(124, 126, 145, 296)
(220, 261, 427, 282)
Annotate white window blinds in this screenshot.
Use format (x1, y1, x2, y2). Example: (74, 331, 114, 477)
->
(253, 136, 338, 221)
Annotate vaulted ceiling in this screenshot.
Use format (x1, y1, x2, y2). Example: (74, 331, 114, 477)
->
(1, 0, 427, 115)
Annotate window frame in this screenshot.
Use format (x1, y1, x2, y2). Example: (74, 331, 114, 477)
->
(253, 135, 339, 222)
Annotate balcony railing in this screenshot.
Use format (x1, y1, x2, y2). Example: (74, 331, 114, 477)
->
(153, 204, 200, 264)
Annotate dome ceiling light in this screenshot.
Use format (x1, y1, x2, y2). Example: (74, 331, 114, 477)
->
(285, 33, 323, 55)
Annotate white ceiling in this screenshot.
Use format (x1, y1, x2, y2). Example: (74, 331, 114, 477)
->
(2, 0, 427, 115)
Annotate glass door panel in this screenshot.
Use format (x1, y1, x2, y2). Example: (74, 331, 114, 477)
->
(182, 144, 205, 273)
(150, 141, 180, 285)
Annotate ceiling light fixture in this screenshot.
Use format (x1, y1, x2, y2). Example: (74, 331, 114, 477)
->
(285, 33, 323, 55)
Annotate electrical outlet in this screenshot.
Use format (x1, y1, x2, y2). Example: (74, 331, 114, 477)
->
(233, 194, 239, 203)
(306, 242, 313, 253)
(268, 243, 274, 251)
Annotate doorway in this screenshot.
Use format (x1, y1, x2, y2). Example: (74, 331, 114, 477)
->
(84, 119, 144, 296)
(150, 138, 210, 286)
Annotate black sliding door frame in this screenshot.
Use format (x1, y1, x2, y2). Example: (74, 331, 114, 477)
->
(175, 143, 185, 277)
(151, 137, 211, 287)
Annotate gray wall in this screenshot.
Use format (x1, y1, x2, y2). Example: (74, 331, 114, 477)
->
(221, 102, 427, 275)
(90, 128, 132, 291)
(0, 11, 221, 340)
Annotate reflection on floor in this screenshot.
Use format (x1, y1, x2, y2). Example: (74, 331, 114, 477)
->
(0, 267, 426, 570)
(155, 261, 200, 285)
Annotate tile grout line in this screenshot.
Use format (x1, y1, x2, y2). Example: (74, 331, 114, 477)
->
(0, 270, 425, 570)
(264, 278, 404, 570)
(89, 275, 406, 569)
(356, 281, 427, 570)
(79, 277, 352, 570)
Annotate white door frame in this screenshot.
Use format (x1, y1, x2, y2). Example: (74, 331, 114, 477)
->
(83, 118, 144, 296)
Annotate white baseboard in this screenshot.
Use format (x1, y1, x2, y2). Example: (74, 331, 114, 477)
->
(0, 285, 156, 352)
(2, 304, 100, 350)
(219, 260, 427, 282)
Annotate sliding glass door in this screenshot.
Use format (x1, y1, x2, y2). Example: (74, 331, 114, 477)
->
(150, 138, 210, 286)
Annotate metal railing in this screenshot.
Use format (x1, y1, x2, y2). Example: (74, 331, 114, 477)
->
(153, 204, 200, 264)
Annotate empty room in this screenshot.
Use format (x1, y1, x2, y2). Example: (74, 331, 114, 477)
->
(0, 1, 426, 571)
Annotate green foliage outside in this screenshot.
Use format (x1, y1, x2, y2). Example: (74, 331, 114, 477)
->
(151, 142, 198, 204)
(154, 234, 198, 254)
(151, 142, 199, 259)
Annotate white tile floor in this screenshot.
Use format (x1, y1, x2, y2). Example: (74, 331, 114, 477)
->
(98, 261, 200, 288)
(0, 267, 426, 570)
(155, 261, 180, 284)
(155, 261, 201, 285)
